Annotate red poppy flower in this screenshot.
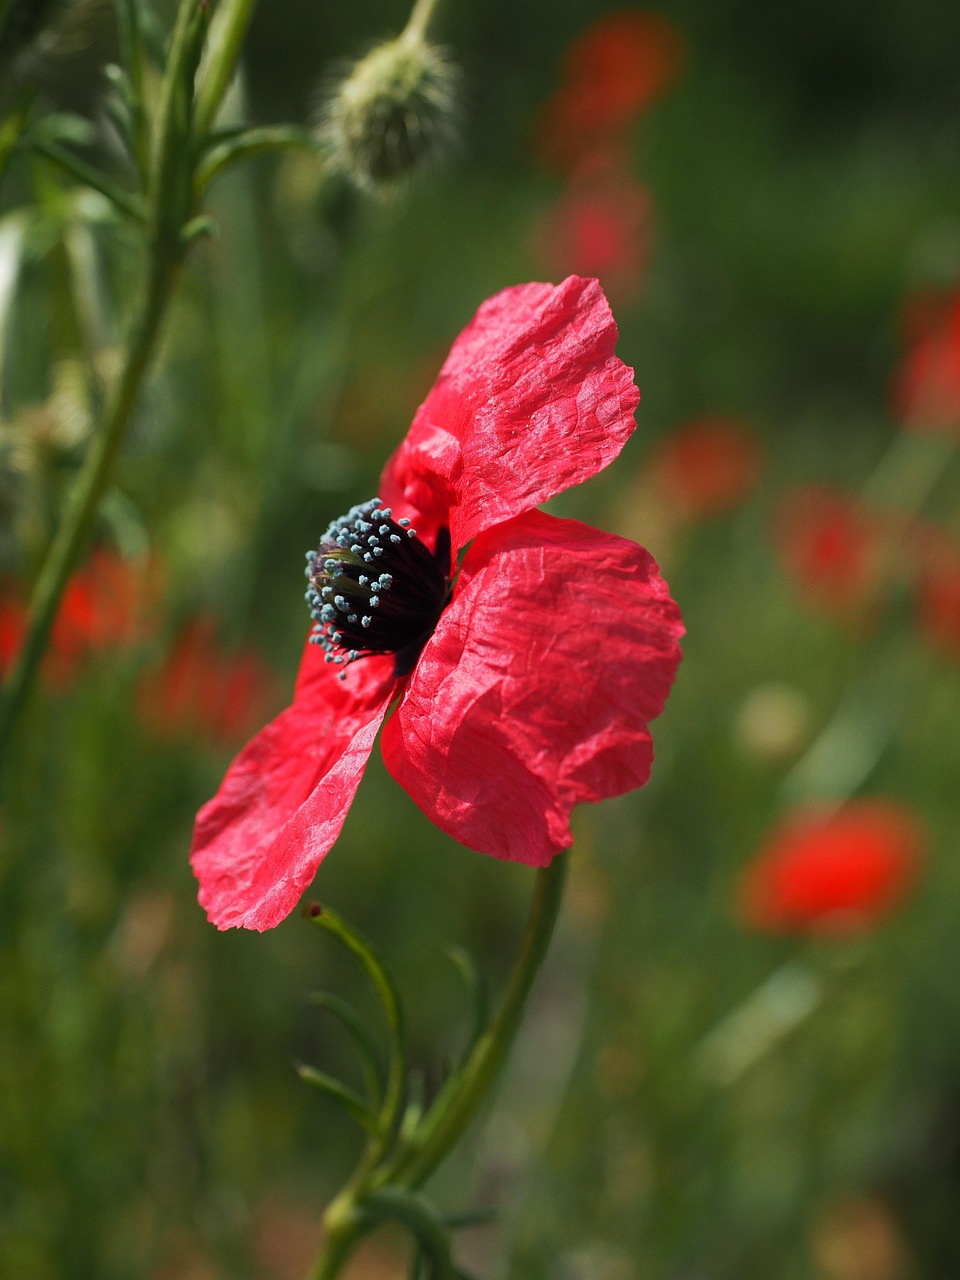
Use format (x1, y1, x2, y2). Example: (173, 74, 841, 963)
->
(647, 417, 762, 519)
(138, 615, 281, 750)
(775, 485, 888, 619)
(536, 10, 684, 172)
(191, 277, 684, 930)
(893, 289, 960, 431)
(536, 171, 652, 304)
(737, 800, 924, 935)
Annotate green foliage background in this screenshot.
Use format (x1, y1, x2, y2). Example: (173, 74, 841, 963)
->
(2, 0, 960, 1276)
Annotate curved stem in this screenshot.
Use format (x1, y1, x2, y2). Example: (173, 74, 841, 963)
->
(393, 852, 568, 1189)
(304, 854, 568, 1280)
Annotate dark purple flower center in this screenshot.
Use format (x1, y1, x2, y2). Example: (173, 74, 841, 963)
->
(305, 498, 452, 677)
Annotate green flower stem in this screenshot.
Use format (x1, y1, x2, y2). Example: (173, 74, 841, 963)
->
(306, 854, 568, 1280)
(193, 0, 258, 137)
(307, 904, 407, 1166)
(391, 852, 568, 1190)
(404, 0, 445, 42)
(0, 0, 209, 772)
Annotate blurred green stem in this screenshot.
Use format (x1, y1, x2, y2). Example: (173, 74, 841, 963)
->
(0, 0, 211, 771)
(404, 0, 444, 41)
(307, 854, 568, 1279)
(194, 0, 258, 136)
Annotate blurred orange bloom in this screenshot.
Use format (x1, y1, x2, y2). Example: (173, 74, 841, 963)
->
(646, 417, 762, 519)
(535, 171, 652, 302)
(893, 289, 960, 431)
(775, 485, 889, 618)
(536, 10, 685, 172)
(138, 615, 281, 750)
(737, 799, 925, 935)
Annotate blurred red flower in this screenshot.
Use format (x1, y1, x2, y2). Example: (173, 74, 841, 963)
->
(646, 417, 762, 519)
(535, 171, 652, 303)
(536, 10, 684, 172)
(775, 485, 889, 618)
(191, 277, 684, 930)
(0, 547, 159, 687)
(138, 615, 281, 750)
(738, 799, 925, 935)
(914, 528, 960, 657)
(0, 593, 26, 677)
(893, 290, 960, 431)
(46, 547, 159, 686)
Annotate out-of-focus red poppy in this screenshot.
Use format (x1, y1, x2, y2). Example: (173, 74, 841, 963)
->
(738, 799, 924, 935)
(914, 527, 960, 656)
(138, 615, 281, 751)
(646, 417, 762, 519)
(775, 485, 890, 618)
(893, 290, 960, 431)
(46, 546, 161, 686)
(535, 171, 652, 303)
(0, 592, 26, 677)
(1, 548, 160, 688)
(536, 10, 684, 172)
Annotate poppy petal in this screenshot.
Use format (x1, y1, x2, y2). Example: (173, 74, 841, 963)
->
(379, 276, 639, 551)
(191, 646, 397, 930)
(381, 509, 683, 864)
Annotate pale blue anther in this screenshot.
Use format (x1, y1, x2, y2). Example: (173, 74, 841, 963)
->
(390, 534, 401, 544)
(369, 595, 380, 608)
(359, 575, 369, 586)
(398, 517, 411, 527)
(334, 595, 348, 610)
(361, 616, 372, 628)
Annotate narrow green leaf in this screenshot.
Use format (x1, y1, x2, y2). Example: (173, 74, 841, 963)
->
(309, 991, 385, 1108)
(360, 1188, 455, 1280)
(295, 1063, 379, 1136)
(194, 124, 320, 194)
(305, 902, 407, 1153)
(28, 137, 146, 222)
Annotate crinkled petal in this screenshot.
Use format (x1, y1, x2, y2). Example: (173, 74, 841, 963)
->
(381, 509, 683, 864)
(191, 645, 397, 931)
(380, 277, 640, 551)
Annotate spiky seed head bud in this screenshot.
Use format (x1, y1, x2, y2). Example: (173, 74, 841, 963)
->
(319, 33, 459, 191)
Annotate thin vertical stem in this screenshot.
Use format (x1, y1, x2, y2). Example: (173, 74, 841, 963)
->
(403, 0, 444, 42)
